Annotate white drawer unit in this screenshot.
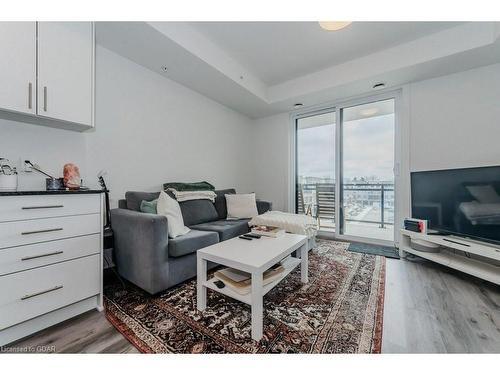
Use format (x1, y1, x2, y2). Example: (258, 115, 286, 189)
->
(0, 234, 100, 276)
(0, 191, 104, 346)
(0, 213, 100, 249)
(0, 194, 100, 222)
(0, 254, 100, 330)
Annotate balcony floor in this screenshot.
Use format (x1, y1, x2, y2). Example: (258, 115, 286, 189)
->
(319, 220, 394, 242)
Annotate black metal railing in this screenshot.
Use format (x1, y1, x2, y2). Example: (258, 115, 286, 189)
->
(298, 182, 394, 228)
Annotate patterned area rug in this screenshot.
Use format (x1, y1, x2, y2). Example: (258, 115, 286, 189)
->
(104, 240, 386, 353)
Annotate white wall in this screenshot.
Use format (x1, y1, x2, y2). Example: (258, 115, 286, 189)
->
(253, 113, 290, 211)
(409, 63, 500, 171)
(0, 119, 87, 191)
(0, 46, 255, 206)
(87, 46, 254, 206)
(251, 63, 500, 215)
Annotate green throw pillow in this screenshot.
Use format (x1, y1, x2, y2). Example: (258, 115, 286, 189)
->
(140, 199, 158, 214)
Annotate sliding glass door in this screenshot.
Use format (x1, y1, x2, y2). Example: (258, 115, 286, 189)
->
(294, 94, 398, 245)
(339, 99, 395, 242)
(295, 110, 336, 232)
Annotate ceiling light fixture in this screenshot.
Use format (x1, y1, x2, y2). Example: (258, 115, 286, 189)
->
(293, 103, 304, 109)
(318, 21, 352, 31)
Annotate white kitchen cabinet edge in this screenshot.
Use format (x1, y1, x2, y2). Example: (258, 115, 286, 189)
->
(0, 22, 95, 132)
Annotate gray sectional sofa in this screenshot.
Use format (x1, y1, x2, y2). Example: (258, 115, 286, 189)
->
(110, 189, 272, 294)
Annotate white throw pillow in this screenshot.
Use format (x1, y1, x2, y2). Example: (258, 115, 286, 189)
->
(156, 191, 190, 238)
(225, 193, 259, 219)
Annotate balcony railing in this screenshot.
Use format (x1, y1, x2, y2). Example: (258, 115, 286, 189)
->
(297, 182, 394, 228)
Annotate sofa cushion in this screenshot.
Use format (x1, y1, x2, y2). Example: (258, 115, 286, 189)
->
(190, 219, 250, 241)
(168, 229, 219, 258)
(226, 193, 258, 219)
(126, 191, 160, 211)
(214, 189, 236, 219)
(140, 199, 158, 214)
(179, 200, 219, 226)
(157, 191, 191, 238)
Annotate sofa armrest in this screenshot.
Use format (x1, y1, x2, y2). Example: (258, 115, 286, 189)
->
(256, 200, 272, 215)
(110, 208, 169, 293)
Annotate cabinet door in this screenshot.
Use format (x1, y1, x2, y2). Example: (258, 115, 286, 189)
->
(37, 22, 94, 126)
(0, 22, 36, 115)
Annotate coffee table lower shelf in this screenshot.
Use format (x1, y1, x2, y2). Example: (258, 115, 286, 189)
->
(203, 256, 301, 305)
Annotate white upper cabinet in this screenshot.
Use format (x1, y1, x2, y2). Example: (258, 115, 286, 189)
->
(37, 22, 94, 127)
(0, 22, 36, 115)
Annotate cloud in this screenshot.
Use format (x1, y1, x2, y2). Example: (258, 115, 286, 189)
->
(297, 114, 394, 181)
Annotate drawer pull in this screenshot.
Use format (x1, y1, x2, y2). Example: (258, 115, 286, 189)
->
(22, 205, 64, 210)
(21, 285, 63, 300)
(21, 251, 64, 261)
(21, 228, 63, 235)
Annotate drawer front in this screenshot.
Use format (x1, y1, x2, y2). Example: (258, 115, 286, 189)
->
(0, 254, 100, 330)
(0, 234, 100, 276)
(0, 194, 101, 222)
(0, 214, 100, 249)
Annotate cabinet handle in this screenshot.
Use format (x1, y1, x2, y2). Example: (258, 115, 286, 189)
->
(43, 86, 47, 111)
(22, 205, 64, 210)
(28, 82, 32, 109)
(21, 251, 64, 261)
(21, 285, 63, 301)
(21, 228, 63, 235)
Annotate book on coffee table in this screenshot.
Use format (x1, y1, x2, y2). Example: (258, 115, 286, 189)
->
(251, 225, 285, 238)
(214, 264, 285, 295)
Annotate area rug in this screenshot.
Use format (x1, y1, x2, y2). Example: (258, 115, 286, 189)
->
(348, 242, 400, 259)
(104, 240, 386, 354)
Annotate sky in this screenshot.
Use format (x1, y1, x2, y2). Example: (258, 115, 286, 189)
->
(297, 113, 395, 181)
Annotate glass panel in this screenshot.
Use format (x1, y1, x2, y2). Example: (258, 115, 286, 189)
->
(296, 111, 336, 231)
(341, 99, 395, 241)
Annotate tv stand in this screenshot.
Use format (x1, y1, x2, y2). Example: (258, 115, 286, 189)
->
(442, 237, 471, 247)
(400, 229, 500, 285)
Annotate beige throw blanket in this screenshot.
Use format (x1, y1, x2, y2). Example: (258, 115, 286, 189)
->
(167, 189, 217, 202)
(249, 211, 318, 238)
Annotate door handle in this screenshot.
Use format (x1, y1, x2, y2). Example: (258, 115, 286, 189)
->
(21, 228, 63, 235)
(21, 285, 63, 300)
(28, 82, 32, 109)
(43, 86, 47, 111)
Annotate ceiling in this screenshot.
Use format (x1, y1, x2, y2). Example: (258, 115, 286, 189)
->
(190, 22, 463, 85)
(96, 21, 500, 118)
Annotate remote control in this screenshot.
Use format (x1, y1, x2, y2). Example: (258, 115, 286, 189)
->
(214, 280, 225, 289)
(244, 233, 261, 239)
(239, 235, 253, 240)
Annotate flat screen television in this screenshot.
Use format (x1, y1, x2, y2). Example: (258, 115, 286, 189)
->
(411, 165, 500, 245)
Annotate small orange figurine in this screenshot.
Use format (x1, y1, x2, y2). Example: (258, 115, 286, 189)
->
(63, 163, 81, 189)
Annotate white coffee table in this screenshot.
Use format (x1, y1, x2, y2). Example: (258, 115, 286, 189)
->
(196, 233, 308, 341)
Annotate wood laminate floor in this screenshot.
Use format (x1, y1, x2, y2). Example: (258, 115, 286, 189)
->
(5, 256, 500, 353)
(382, 255, 500, 353)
